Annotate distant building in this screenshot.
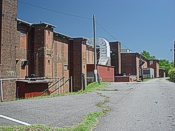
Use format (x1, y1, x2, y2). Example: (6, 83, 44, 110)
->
(109, 41, 121, 75)
(121, 52, 147, 80)
(147, 59, 159, 78)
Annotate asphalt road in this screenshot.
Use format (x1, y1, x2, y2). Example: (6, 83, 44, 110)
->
(94, 78, 175, 131)
(0, 92, 104, 127)
(0, 78, 175, 131)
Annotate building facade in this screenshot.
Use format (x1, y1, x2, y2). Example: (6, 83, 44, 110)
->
(0, 0, 18, 101)
(147, 59, 159, 78)
(109, 41, 121, 75)
(121, 53, 148, 80)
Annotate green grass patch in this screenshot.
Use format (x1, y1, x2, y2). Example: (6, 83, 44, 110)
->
(142, 78, 154, 82)
(0, 108, 109, 131)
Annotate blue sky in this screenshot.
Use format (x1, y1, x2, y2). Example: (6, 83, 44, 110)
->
(17, 0, 175, 61)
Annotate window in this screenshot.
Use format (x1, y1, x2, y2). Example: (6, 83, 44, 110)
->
(21, 60, 27, 67)
(48, 60, 50, 65)
(150, 61, 153, 65)
(64, 65, 68, 70)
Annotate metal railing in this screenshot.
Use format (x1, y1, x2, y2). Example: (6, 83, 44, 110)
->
(37, 77, 64, 96)
(49, 76, 72, 94)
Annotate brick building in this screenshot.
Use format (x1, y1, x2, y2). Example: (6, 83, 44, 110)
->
(121, 52, 148, 80)
(0, 0, 18, 101)
(147, 59, 159, 78)
(53, 32, 70, 93)
(159, 68, 165, 77)
(27, 23, 70, 94)
(69, 38, 87, 91)
(16, 19, 30, 78)
(109, 41, 121, 75)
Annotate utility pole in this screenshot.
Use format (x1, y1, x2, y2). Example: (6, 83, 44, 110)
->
(93, 15, 97, 82)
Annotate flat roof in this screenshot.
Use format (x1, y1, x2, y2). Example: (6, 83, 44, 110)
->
(32, 22, 56, 28)
(147, 58, 159, 61)
(72, 37, 88, 40)
(17, 18, 31, 25)
(121, 52, 148, 60)
(54, 31, 72, 39)
(17, 79, 49, 83)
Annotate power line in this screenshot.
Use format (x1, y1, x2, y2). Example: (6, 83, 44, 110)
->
(18, 0, 132, 51)
(96, 21, 131, 50)
(18, 1, 92, 20)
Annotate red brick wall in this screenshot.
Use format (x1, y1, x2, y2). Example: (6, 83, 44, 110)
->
(115, 76, 130, 82)
(110, 41, 121, 74)
(121, 53, 137, 76)
(97, 65, 114, 82)
(87, 64, 114, 82)
(70, 38, 87, 92)
(82, 42, 87, 75)
(53, 33, 69, 93)
(147, 60, 159, 77)
(44, 29, 53, 78)
(17, 22, 30, 78)
(121, 53, 148, 80)
(159, 69, 165, 77)
(32, 25, 45, 77)
(0, 0, 18, 101)
(86, 45, 94, 64)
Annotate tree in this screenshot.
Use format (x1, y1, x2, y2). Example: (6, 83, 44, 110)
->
(159, 59, 174, 76)
(141, 50, 155, 59)
(140, 50, 174, 76)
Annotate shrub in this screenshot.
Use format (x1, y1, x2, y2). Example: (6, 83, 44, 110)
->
(168, 68, 175, 82)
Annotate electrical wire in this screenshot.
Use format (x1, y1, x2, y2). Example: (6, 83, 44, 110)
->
(96, 21, 131, 50)
(18, 0, 131, 51)
(18, 1, 92, 20)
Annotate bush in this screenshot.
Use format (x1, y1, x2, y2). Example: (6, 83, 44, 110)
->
(168, 68, 175, 82)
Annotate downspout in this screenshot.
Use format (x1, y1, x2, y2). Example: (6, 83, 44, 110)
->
(0, 79, 3, 101)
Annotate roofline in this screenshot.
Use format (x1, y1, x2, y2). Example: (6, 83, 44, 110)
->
(54, 32, 72, 39)
(121, 52, 147, 60)
(72, 37, 88, 40)
(32, 22, 56, 28)
(17, 18, 31, 25)
(147, 58, 159, 61)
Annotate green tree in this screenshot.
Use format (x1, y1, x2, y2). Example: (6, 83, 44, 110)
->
(141, 50, 155, 58)
(159, 59, 174, 76)
(141, 50, 174, 76)
(168, 68, 175, 82)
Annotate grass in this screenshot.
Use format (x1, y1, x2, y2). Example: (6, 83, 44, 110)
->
(13, 82, 108, 101)
(1, 82, 110, 131)
(40, 82, 108, 97)
(142, 78, 154, 82)
(0, 109, 109, 131)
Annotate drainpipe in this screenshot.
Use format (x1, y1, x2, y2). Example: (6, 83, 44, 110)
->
(0, 79, 3, 102)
